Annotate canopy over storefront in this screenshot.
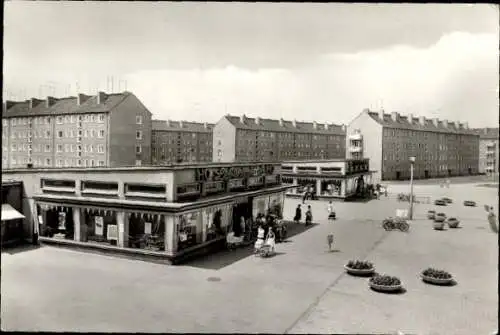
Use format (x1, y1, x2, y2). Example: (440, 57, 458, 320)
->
(1, 204, 25, 222)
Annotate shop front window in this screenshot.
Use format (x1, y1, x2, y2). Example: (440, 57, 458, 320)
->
(81, 210, 118, 246)
(128, 214, 165, 251)
(177, 211, 202, 251)
(320, 180, 342, 196)
(205, 209, 224, 242)
(39, 207, 74, 240)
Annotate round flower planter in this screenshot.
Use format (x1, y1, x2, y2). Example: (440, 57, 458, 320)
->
(421, 274, 453, 285)
(447, 220, 460, 228)
(369, 281, 403, 293)
(344, 265, 375, 276)
(433, 222, 445, 230)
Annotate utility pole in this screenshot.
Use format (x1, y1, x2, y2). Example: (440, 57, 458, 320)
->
(409, 156, 415, 220)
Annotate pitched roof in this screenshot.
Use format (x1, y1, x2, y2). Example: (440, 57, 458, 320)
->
(152, 120, 214, 133)
(3, 92, 132, 118)
(223, 115, 345, 135)
(471, 127, 499, 140)
(365, 110, 476, 135)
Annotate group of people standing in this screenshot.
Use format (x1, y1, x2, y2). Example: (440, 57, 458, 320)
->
(293, 204, 314, 226)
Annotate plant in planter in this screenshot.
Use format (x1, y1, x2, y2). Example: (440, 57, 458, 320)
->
(421, 268, 453, 285)
(345, 260, 375, 276)
(369, 274, 403, 292)
(434, 213, 446, 222)
(446, 217, 460, 228)
(427, 210, 436, 220)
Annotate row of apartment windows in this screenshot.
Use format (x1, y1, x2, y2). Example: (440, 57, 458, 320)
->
(383, 128, 475, 140)
(8, 143, 106, 153)
(4, 114, 143, 127)
(56, 114, 106, 124)
(6, 156, 106, 167)
(7, 129, 109, 140)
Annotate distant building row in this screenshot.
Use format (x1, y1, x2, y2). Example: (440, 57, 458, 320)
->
(346, 109, 482, 181)
(3, 91, 494, 182)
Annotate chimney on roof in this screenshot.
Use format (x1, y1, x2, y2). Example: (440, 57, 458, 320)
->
(30, 98, 43, 109)
(454, 121, 461, 129)
(463, 122, 469, 129)
(240, 114, 246, 124)
(255, 117, 261, 125)
(97, 91, 107, 104)
(179, 120, 184, 128)
(484, 128, 488, 134)
(419, 116, 426, 126)
(46, 96, 58, 108)
(166, 120, 171, 127)
(443, 119, 449, 128)
(313, 121, 318, 130)
(391, 112, 399, 122)
(324, 122, 329, 131)
(279, 118, 284, 127)
(5, 100, 15, 110)
(341, 124, 346, 132)
(433, 118, 439, 127)
(408, 113, 414, 124)
(204, 122, 208, 130)
(378, 109, 385, 120)
(77, 93, 90, 106)
(292, 119, 297, 128)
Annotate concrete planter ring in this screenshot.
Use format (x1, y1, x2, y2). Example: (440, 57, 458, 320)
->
(447, 218, 460, 229)
(433, 221, 445, 230)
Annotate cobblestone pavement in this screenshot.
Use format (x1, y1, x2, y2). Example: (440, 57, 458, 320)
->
(1, 183, 497, 334)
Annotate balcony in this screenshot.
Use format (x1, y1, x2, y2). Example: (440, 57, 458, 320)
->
(349, 133, 363, 141)
(349, 146, 362, 153)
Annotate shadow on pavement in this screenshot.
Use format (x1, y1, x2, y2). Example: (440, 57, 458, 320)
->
(184, 223, 319, 270)
(344, 197, 377, 204)
(1, 243, 42, 255)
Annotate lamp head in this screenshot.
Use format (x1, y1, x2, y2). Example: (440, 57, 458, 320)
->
(409, 156, 416, 163)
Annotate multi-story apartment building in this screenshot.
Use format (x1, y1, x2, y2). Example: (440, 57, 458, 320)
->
(2, 91, 152, 168)
(151, 120, 214, 164)
(213, 114, 346, 163)
(472, 127, 499, 175)
(346, 109, 479, 181)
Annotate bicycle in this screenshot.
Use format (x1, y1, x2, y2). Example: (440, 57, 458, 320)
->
(382, 217, 410, 232)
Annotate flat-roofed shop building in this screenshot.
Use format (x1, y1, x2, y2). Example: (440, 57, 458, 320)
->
(213, 114, 346, 163)
(346, 109, 479, 182)
(2, 162, 288, 263)
(280, 159, 373, 201)
(1, 180, 29, 248)
(151, 120, 214, 164)
(472, 127, 499, 176)
(2, 91, 152, 169)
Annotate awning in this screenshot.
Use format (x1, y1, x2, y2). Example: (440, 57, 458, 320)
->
(1, 204, 25, 222)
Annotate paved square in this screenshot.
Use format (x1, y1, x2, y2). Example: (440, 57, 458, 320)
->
(1, 181, 497, 334)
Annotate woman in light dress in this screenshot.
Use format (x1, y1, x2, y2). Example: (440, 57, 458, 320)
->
(254, 225, 265, 252)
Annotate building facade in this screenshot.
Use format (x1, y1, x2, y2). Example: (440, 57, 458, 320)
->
(2, 162, 288, 263)
(2, 91, 152, 169)
(280, 159, 373, 200)
(151, 120, 213, 165)
(472, 127, 499, 175)
(346, 109, 480, 182)
(213, 114, 346, 163)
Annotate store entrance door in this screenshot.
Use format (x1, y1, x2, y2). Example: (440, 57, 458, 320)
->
(232, 199, 252, 237)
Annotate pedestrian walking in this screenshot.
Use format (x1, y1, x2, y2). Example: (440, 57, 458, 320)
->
(305, 205, 313, 226)
(294, 204, 302, 224)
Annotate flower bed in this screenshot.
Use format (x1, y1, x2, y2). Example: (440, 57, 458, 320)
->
(421, 268, 454, 285)
(344, 260, 375, 276)
(369, 274, 403, 292)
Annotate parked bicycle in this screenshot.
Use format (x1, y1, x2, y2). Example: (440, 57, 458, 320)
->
(382, 217, 410, 232)
(397, 193, 418, 203)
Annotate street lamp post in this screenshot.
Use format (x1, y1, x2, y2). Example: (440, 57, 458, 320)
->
(409, 156, 416, 220)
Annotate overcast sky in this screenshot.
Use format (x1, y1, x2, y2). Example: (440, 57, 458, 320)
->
(3, 2, 499, 127)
